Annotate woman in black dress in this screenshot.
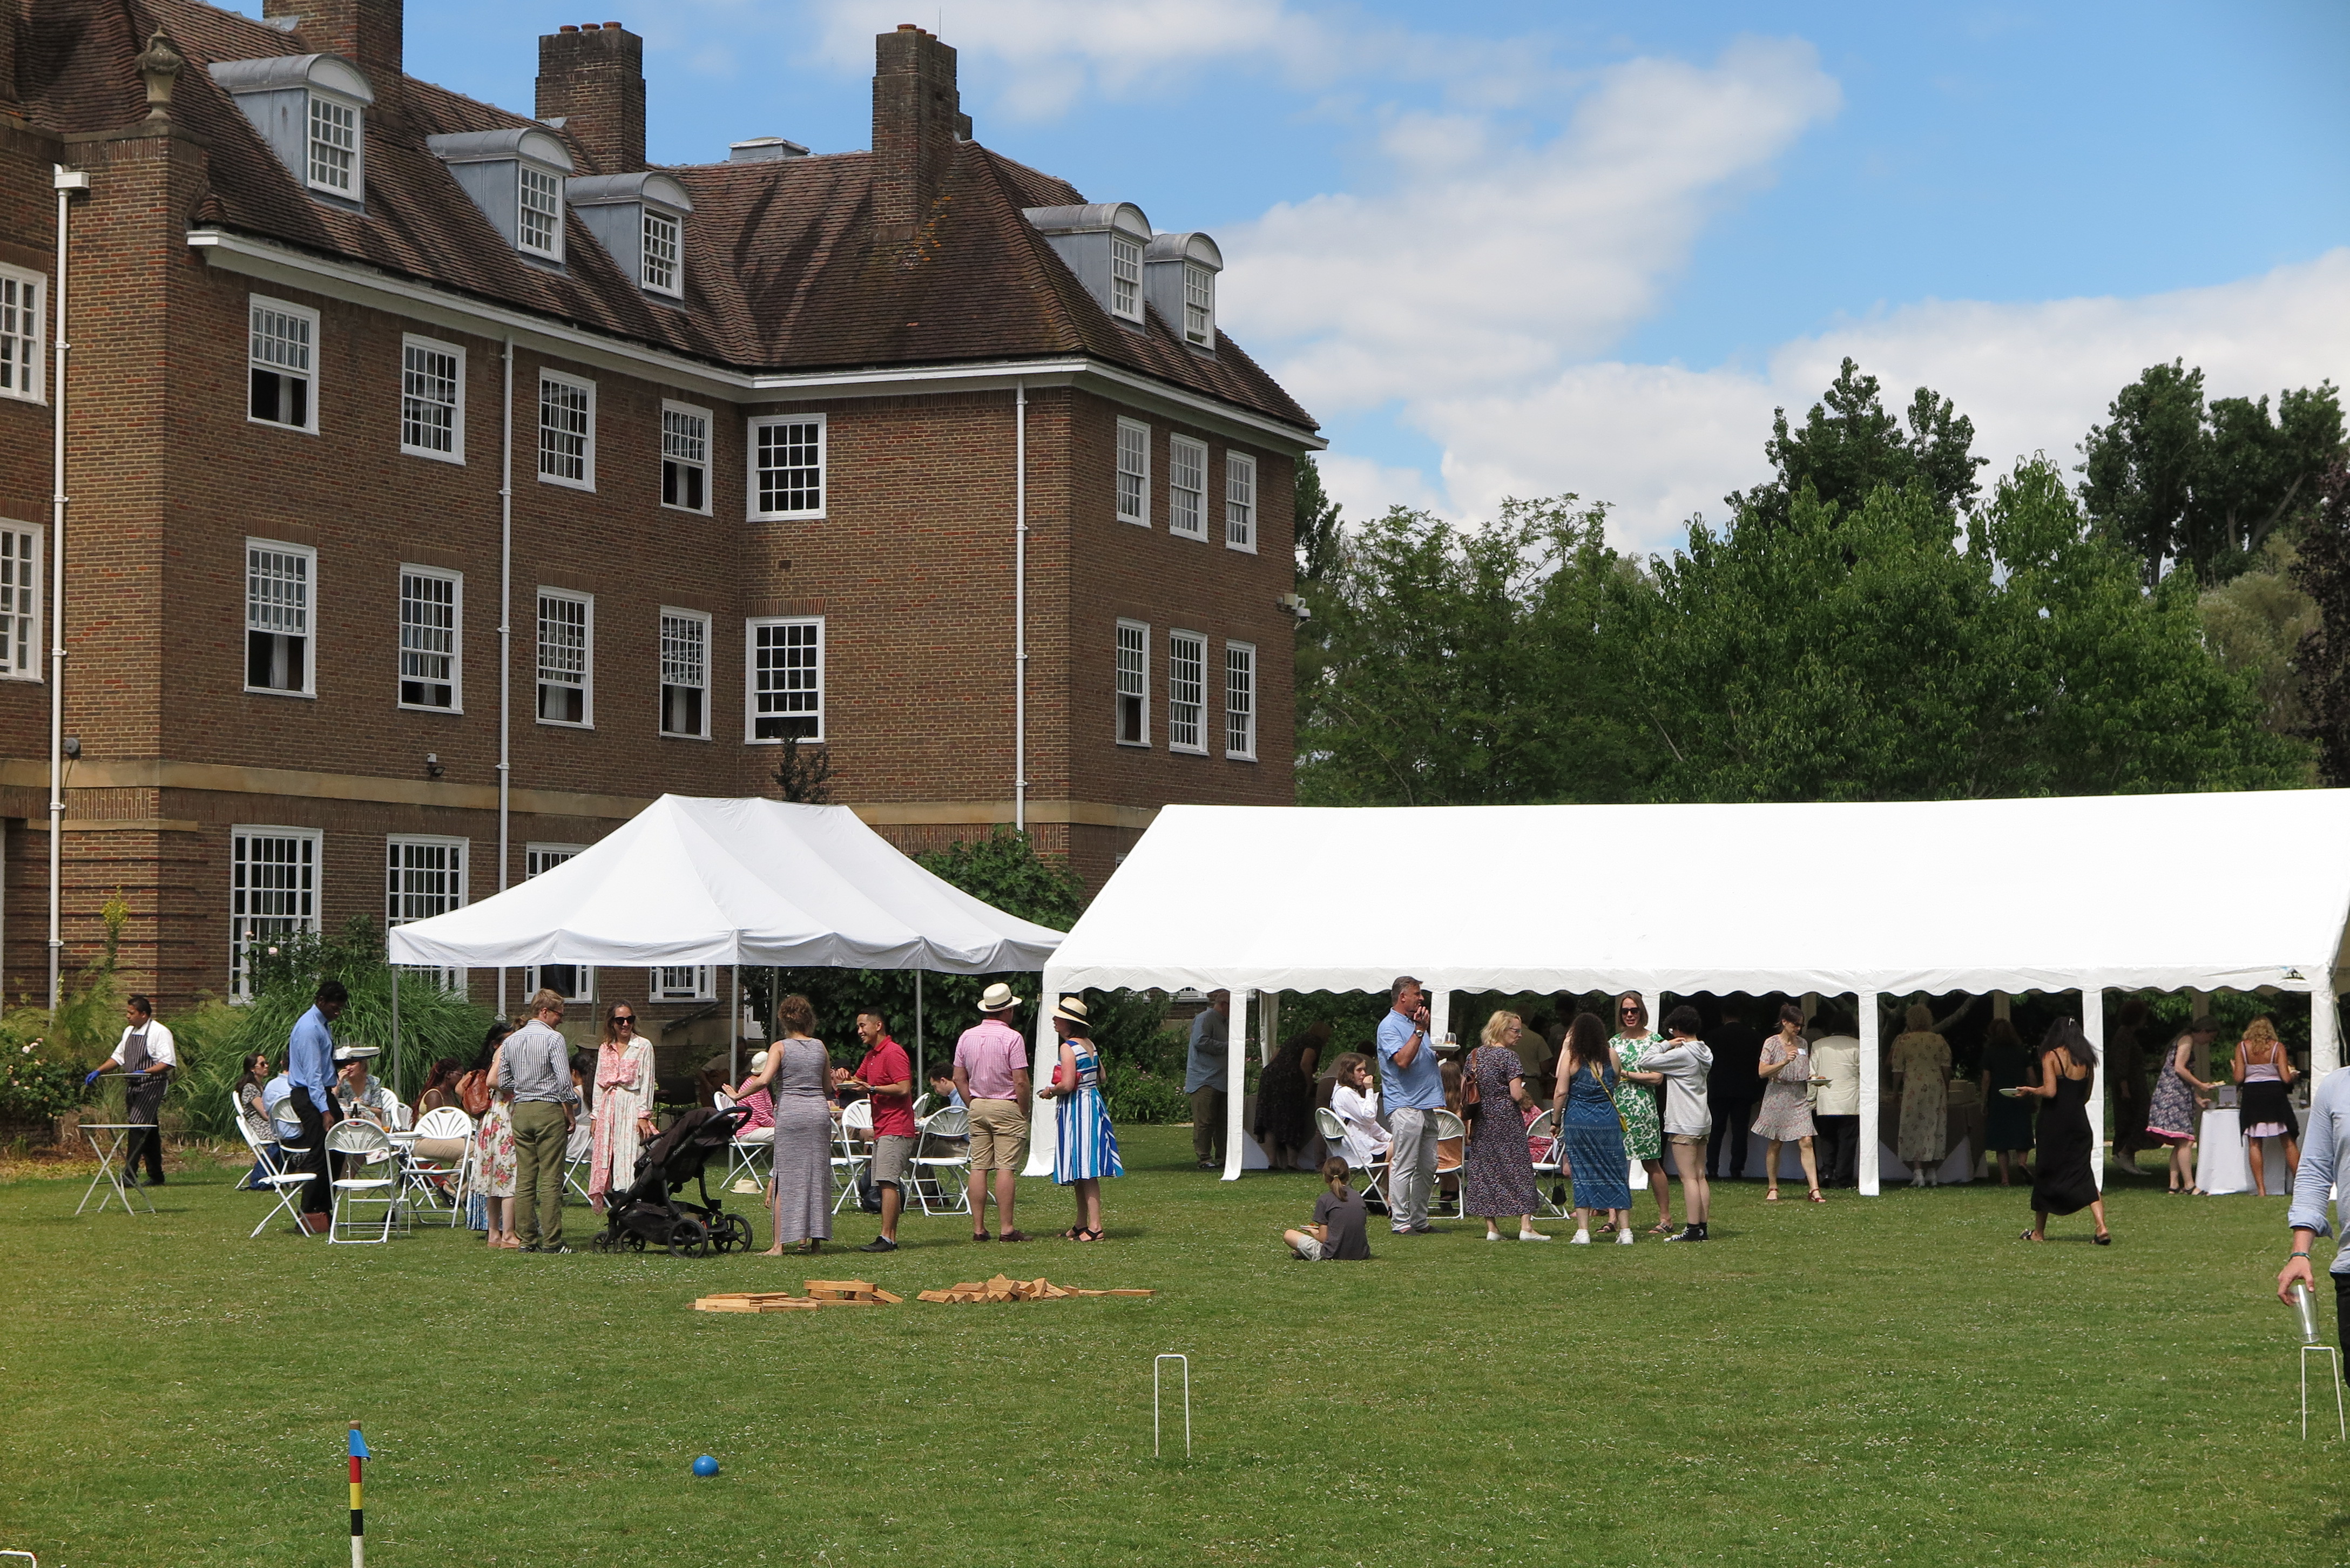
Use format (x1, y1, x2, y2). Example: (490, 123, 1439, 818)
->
(1977, 1019, 2037, 1186)
(2015, 1018, 2110, 1245)
(1253, 1021, 1329, 1172)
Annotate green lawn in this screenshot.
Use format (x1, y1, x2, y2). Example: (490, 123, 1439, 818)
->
(0, 1127, 2335, 1568)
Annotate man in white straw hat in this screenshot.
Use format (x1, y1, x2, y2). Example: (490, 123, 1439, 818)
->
(953, 982, 1032, 1242)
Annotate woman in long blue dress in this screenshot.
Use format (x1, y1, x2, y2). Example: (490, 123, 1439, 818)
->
(1041, 996, 1122, 1241)
(1552, 1012, 1633, 1244)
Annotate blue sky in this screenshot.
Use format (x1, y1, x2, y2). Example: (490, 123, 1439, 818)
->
(246, 1, 2350, 548)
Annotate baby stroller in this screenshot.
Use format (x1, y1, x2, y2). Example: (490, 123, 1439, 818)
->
(590, 1104, 754, 1257)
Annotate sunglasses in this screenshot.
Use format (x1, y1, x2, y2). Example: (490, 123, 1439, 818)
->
(611, 1014, 635, 1025)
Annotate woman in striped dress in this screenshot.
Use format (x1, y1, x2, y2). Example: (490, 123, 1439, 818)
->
(1041, 996, 1122, 1241)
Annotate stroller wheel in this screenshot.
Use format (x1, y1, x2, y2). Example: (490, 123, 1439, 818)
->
(589, 1232, 613, 1254)
(624, 1231, 647, 1252)
(715, 1213, 753, 1254)
(667, 1216, 712, 1258)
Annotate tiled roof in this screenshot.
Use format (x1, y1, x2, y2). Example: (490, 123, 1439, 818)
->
(15, 0, 1318, 436)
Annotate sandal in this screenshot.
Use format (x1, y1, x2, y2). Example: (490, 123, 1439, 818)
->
(1807, 1188, 1827, 1203)
(970, 1231, 991, 1243)
(1764, 1189, 1781, 1202)
(791, 1240, 821, 1255)
(998, 1229, 1031, 1242)
(2094, 1232, 2112, 1246)
(1077, 1228, 1103, 1242)
(2018, 1229, 2043, 1242)
(1059, 1227, 1084, 1241)
(1646, 1221, 1674, 1236)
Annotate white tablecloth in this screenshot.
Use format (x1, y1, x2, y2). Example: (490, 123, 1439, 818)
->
(2196, 1107, 2294, 1194)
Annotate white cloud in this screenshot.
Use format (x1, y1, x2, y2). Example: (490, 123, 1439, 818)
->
(1221, 37, 1841, 411)
(1415, 248, 2350, 552)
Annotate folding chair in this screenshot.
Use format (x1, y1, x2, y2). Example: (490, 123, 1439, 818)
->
(238, 1118, 316, 1239)
(1315, 1106, 1389, 1211)
(911, 1105, 971, 1215)
(326, 1121, 402, 1243)
(713, 1092, 773, 1195)
(831, 1099, 875, 1214)
(1525, 1109, 1572, 1216)
(403, 1107, 474, 1221)
(563, 1115, 595, 1205)
(1433, 1109, 1468, 1218)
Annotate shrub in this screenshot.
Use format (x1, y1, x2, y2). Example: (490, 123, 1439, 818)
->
(1099, 1058, 1191, 1125)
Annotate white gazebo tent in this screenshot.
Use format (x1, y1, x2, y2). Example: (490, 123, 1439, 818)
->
(1031, 792, 2350, 1192)
(387, 795, 1064, 1081)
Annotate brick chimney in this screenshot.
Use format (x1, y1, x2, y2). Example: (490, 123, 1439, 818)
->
(264, 0, 402, 85)
(872, 24, 968, 241)
(536, 22, 646, 174)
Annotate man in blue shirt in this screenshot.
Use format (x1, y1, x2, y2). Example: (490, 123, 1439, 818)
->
(2279, 1062, 2350, 1382)
(1184, 990, 1232, 1171)
(283, 979, 348, 1233)
(1376, 976, 1445, 1234)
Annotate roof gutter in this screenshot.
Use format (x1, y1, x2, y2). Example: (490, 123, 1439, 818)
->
(184, 228, 1326, 452)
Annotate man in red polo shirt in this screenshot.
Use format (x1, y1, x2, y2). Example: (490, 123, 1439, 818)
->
(848, 1008, 916, 1253)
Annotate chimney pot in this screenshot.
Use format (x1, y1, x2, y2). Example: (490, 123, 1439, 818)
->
(561, 23, 579, 32)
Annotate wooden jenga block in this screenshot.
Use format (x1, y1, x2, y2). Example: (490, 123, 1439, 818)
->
(870, 1287, 904, 1305)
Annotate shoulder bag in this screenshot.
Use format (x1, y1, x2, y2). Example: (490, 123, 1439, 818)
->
(1460, 1045, 1483, 1126)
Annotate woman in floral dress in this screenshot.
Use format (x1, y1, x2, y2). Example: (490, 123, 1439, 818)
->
(1460, 1012, 1546, 1241)
(1750, 1003, 1821, 1202)
(470, 1022, 519, 1248)
(1889, 1004, 1953, 1186)
(1610, 992, 1673, 1236)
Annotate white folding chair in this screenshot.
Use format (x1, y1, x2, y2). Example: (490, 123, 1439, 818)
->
(390, 1099, 414, 1132)
(911, 1105, 971, 1215)
(831, 1099, 875, 1214)
(326, 1121, 402, 1243)
(1433, 1109, 1468, 1218)
(563, 1114, 595, 1205)
(1525, 1108, 1572, 1215)
(403, 1106, 474, 1221)
(238, 1118, 318, 1239)
(713, 1092, 773, 1194)
(1315, 1106, 1390, 1211)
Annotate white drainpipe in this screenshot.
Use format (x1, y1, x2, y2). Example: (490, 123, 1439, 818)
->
(46, 164, 87, 1011)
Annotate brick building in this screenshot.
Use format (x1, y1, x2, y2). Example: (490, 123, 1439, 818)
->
(0, 1, 1319, 1025)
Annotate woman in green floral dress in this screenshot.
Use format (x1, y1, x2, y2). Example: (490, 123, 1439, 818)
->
(1609, 992, 1674, 1236)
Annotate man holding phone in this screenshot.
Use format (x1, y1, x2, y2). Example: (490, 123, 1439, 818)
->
(1377, 975, 1446, 1234)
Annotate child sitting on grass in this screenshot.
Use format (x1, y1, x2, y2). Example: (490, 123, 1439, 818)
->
(1283, 1157, 1372, 1260)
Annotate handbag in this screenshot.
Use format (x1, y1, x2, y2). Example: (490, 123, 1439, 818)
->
(457, 1069, 492, 1118)
(1461, 1046, 1483, 1126)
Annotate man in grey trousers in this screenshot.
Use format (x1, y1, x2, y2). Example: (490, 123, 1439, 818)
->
(1376, 976, 1446, 1234)
(496, 989, 581, 1253)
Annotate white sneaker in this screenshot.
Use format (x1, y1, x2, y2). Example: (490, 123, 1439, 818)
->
(1570, 1230, 1591, 1244)
(1616, 1227, 1635, 1244)
(1485, 1229, 1504, 1241)
(1518, 1229, 1551, 1242)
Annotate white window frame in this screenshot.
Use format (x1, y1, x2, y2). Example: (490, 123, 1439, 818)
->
(641, 206, 684, 298)
(1115, 619, 1150, 747)
(1184, 262, 1215, 346)
(538, 370, 595, 490)
(396, 565, 463, 713)
(661, 399, 712, 515)
(231, 826, 322, 1001)
(659, 606, 712, 740)
(1110, 234, 1143, 323)
(1169, 435, 1207, 540)
(245, 538, 317, 698)
(1225, 640, 1257, 760)
(535, 587, 594, 728)
(247, 295, 319, 435)
(747, 414, 827, 521)
(0, 265, 45, 404)
(524, 844, 595, 1002)
(653, 965, 716, 1003)
(0, 524, 41, 680)
(306, 92, 362, 197)
(1167, 629, 1206, 754)
(1225, 451, 1257, 553)
(1116, 417, 1150, 526)
(386, 834, 469, 992)
(746, 616, 824, 744)
(399, 334, 465, 463)
(517, 163, 566, 262)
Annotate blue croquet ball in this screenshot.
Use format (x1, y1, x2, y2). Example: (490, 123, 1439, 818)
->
(692, 1455, 719, 1478)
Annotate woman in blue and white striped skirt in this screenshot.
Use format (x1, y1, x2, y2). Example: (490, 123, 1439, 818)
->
(1041, 995, 1122, 1241)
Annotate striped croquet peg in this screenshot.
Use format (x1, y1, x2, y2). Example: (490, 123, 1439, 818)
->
(348, 1422, 370, 1567)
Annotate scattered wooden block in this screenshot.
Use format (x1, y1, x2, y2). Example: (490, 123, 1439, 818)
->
(870, 1287, 904, 1305)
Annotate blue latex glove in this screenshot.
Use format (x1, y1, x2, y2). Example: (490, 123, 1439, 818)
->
(83, 1069, 102, 1086)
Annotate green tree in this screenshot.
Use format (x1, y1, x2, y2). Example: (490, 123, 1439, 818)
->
(1292, 452, 1345, 586)
(1726, 357, 1986, 528)
(2079, 362, 2344, 586)
(2290, 465, 2350, 785)
(1296, 496, 1651, 806)
(2197, 536, 2319, 748)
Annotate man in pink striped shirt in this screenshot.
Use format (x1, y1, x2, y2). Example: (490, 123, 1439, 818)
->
(953, 983, 1034, 1242)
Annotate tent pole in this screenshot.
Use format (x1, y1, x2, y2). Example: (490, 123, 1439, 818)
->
(2315, 973, 2341, 1080)
(390, 967, 401, 1099)
(1023, 970, 1061, 1179)
(1260, 991, 1279, 1067)
(1223, 988, 1252, 1182)
(915, 970, 924, 1093)
(730, 965, 739, 1086)
(1856, 991, 1881, 1196)
(2082, 984, 2106, 1191)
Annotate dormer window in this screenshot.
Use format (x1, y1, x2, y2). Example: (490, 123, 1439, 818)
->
(208, 53, 376, 208)
(307, 95, 359, 193)
(426, 129, 578, 266)
(566, 173, 695, 300)
(1144, 233, 1224, 352)
(518, 165, 564, 259)
(1023, 202, 1153, 326)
